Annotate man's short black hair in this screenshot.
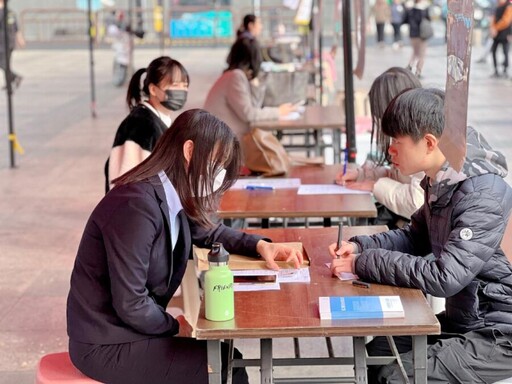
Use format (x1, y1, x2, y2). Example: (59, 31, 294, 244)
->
(382, 88, 445, 142)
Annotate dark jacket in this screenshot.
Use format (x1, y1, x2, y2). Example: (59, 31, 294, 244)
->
(0, 8, 18, 55)
(67, 176, 264, 345)
(350, 127, 512, 333)
(404, 5, 430, 38)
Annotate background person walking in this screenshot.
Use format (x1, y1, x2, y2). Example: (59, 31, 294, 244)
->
(490, 0, 512, 78)
(403, 0, 431, 78)
(372, 0, 391, 47)
(390, 0, 405, 49)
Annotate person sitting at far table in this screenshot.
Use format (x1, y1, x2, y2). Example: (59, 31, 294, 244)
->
(336, 67, 423, 229)
(68, 109, 303, 384)
(204, 37, 296, 142)
(329, 88, 512, 384)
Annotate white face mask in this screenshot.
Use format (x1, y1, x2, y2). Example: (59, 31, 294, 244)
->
(195, 168, 226, 197)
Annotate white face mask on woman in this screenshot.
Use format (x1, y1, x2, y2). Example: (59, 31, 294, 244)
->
(195, 168, 226, 197)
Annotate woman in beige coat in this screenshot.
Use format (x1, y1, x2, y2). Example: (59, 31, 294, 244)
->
(204, 38, 294, 141)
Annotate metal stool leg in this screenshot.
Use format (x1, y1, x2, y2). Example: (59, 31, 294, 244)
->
(226, 339, 234, 384)
(386, 336, 410, 384)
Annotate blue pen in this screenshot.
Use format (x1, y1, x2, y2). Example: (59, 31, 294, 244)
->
(245, 185, 275, 190)
(343, 148, 348, 177)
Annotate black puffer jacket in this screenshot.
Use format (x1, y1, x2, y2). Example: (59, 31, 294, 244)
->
(351, 127, 512, 333)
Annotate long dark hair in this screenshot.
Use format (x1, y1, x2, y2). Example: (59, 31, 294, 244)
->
(112, 109, 241, 227)
(126, 56, 190, 110)
(368, 67, 422, 164)
(226, 37, 262, 80)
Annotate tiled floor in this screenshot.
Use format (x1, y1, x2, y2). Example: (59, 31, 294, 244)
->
(1, 34, 511, 383)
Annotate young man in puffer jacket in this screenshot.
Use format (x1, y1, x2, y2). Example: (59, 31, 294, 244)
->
(329, 88, 512, 383)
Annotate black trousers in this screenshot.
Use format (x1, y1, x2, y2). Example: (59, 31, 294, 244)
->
(69, 337, 249, 384)
(391, 23, 402, 43)
(491, 38, 509, 73)
(366, 318, 512, 383)
(376, 23, 386, 43)
(0, 51, 21, 83)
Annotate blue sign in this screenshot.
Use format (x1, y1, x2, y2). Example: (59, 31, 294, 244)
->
(171, 11, 233, 39)
(76, 0, 103, 11)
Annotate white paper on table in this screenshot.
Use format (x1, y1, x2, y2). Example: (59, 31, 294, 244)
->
(232, 269, 281, 291)
(234, 282, 281, 291)
(279, 111, 301, 121)
(325, 262, 359, 281)
(231, 178, 301, 190)
(277, 268, 311, 283)
(297, 184, 372, 195)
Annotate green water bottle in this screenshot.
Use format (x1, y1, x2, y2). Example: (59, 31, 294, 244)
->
(204, 242, 234, 321)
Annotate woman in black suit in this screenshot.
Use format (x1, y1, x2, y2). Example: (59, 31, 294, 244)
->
(67, 109, 303, 384)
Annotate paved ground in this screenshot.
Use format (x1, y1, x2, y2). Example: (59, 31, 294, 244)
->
(0, 33, 511, 383)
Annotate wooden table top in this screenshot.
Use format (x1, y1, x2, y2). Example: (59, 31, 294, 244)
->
(288, 164, 341, 184)
(218, 165, 377, 219)
(250, 105, 346, 131)
(196, 227, 441, 340)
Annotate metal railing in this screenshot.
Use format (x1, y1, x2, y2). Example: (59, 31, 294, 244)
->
(18, 4, 337, 46)
(19, 6, 238, 46)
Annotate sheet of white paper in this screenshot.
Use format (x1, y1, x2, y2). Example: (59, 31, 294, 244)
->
(279, 111, 301, 121)
(297, 184, 372, 195)
(232, 269, 281, 291)
(277, 268, 310, 283)
(231, 178, 301, 190)
(325, 262, 359, 281)
(234, 282, 281, 291)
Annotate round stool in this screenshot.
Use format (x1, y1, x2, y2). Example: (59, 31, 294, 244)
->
(35, 352, 102, 384)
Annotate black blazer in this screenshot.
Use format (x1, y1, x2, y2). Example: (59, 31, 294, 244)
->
(67, 176, 264, 345)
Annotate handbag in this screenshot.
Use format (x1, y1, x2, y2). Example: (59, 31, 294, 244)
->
(419, 18, 433, 40)
(242, 128, 291, 177)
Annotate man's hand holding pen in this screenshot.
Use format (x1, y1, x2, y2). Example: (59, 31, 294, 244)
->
(328, 241, 358, 275)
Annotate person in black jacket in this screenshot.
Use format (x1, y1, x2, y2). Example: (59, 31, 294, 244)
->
(68, 109, 304, 384)
(105, 56, 189, 193)
(329, 88, 512, 383)
(0, 0, 25, 89)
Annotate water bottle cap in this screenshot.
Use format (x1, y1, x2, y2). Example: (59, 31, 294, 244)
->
(208, 242, 230, 263)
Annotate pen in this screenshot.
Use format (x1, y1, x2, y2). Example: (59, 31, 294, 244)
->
(343, 148, 348, 177)
(336, 222, 343, 252)
(352, 280, 371, 288)
(335, 223, 343, 259)
(245, 185, 275, 190)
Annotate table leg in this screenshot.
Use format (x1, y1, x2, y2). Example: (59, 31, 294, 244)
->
(353, 336, 367, 384)
(207, 340, 222, 384)
(412, 335, 427, 384)
(260, 338, 273, 384)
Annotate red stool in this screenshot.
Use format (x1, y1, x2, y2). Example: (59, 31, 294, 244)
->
(35, 352, 102, 384)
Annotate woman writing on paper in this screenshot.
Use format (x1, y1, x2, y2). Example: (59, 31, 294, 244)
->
(204, 37, 295, 141)
(335, 67, 423, 229)
(68, 109, 303, 384)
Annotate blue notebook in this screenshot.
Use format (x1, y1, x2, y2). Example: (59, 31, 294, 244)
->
(319, 296, 404, 320)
